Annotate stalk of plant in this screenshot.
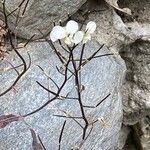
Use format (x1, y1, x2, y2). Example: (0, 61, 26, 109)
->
(0, 2, 114, 148)
(23, 20, 113, 143)
(0, 0, 33, 97)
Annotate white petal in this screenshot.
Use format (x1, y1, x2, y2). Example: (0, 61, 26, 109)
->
(50, 32, 57, 42)
(64, 37, 72, 45)
(50, 26, 66, 40)
(83, 33, 91, 43)
(86, 21, 96, 34)
(73, 31, 84, 45)
(66, 20, 79, 34)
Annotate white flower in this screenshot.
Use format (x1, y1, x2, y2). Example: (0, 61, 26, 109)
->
(50, 20, 96, 45)
(50, 26, 66, 42)
(72, 21, 97, 44)
(72, 31, 84, 45)
(50, 20, 79, 45)
(66, 20, 78, 34)
(83, 21, 97, 43)
(64, 35, 73, 45)
(86, 21, 97, 34)
(82, 33, 91, 44)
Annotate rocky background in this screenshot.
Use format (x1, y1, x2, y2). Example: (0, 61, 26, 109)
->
(0, 0, 150, 150)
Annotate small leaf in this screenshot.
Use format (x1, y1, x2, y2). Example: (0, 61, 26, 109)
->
(105, 0, 132, 15)
(0, 114, 20, 128)
(30, 129, 44, 150)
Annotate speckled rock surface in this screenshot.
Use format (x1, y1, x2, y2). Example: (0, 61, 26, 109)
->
(140, 117, 150, 150)
(73, 1, 150, 149)
(0, 0, 86, 39)
(120, 41, 150, 125)
(119, 41, 150, 150)
(0, 40, 126, 150)
(117, 125, 130, 150)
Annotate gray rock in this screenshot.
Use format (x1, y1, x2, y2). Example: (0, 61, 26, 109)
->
(120, 41, 150, 125)
(68, 0, 150, 149)
(117, 125, 130, 150)
(0, 0, 86, 39)
(0, 40, 126, 150)
(140, 116, 150, 150)
(72, 1, 125, 54)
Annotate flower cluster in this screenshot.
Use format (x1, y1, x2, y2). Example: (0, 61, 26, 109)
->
(50, 20, 96, 45)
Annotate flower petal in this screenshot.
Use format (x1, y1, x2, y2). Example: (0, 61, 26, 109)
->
(50, 26, 66, 41)
(64, 37, 72, 45)
(83, 33, 91, 43)
(86, 21, 96, 34)
(66, 20, 79, 34)
(50, 32, 57, 42)
(73, 31, 84, 45)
